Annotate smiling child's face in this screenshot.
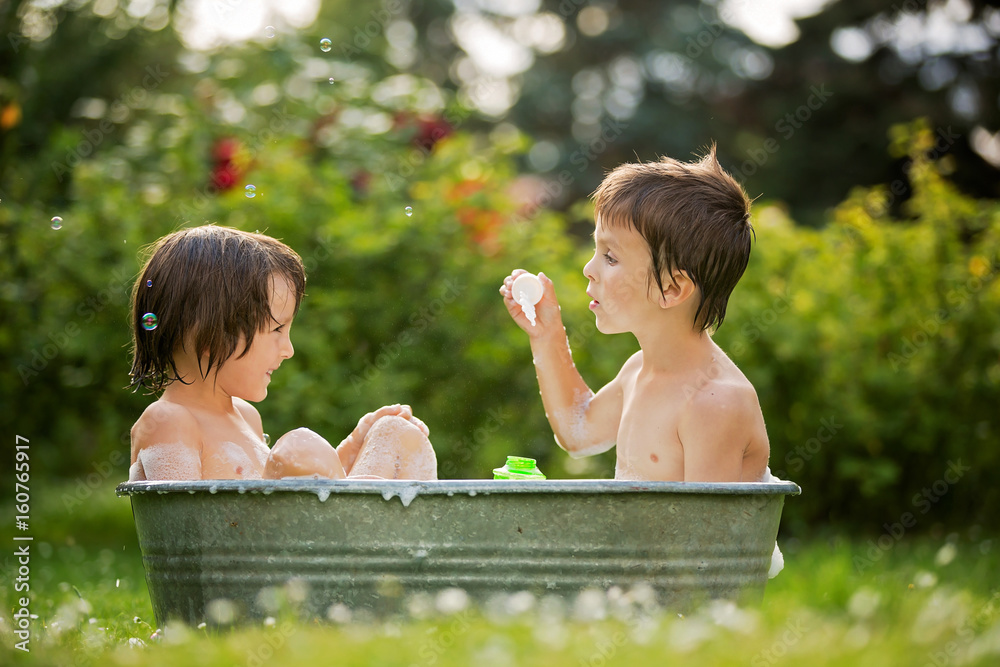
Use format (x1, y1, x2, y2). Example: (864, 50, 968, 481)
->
(582, 216, 663, 335)
(214, 274, 296, 402)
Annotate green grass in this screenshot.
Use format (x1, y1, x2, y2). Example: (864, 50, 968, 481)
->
(2, 480, 998, 666)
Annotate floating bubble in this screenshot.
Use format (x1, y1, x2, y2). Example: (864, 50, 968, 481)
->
(141, 313, 159, 331)
(404, 206, 413, 217)
(245, 184, 256, 198)
(264, 25, 276, 38)
(320, 38, 332, 52)
(51, 216, 63, 230)
(263, 433, 271, 446)
(328, 78, 335, 84)
(146, 280, 152, 288)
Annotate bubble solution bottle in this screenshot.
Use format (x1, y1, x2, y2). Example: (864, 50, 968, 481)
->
(493, 456, 547, 480)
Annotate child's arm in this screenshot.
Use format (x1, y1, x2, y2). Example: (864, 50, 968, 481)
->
(500, 270, 621, 457)
(678, 384, 756, 481)
(130, 402, 203, 480)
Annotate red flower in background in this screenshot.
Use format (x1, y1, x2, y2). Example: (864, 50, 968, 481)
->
(208, 137, 251, 191)
(394, 112, 453, 152)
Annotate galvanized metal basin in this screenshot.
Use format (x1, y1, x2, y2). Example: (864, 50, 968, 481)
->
(116, 479, 800, 624)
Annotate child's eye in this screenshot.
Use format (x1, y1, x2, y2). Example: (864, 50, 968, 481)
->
(604, 253, 617, 265)
(273, 325, 284, 333)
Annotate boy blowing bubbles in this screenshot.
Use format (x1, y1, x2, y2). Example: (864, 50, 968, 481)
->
(128, 225, 437, 481)
(501, 146, 770, 482)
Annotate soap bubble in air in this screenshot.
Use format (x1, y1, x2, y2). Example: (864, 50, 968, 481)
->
(329, 78, 336, 84)
(404, 206, 413, 217)
(146, 280, 152, 288)
(245, 184, 256, 198)
(264, 26, 276, 38)
(320, 38, 332, 52)
(263, 433, 271, 446)
(141, 313, 159, 331)
(51, 216, 63, 230)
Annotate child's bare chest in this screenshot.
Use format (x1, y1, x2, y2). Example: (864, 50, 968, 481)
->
(615, 375, 686, 481)
(197, 418, 268, 480)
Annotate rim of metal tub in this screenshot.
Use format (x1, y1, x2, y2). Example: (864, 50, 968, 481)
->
(117, 479, 801, 496)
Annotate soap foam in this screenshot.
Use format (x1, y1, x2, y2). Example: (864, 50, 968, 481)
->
(768, 543, 784, 578)
(128, 460, 146, 482)
(518, 298, 537, 326)
(553, 389, 615, 458)
(138, 442, 201, 480)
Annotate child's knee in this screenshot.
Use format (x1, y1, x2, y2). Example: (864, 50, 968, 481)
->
(361, 416, 437, 479)
(265, 427, 345, 479)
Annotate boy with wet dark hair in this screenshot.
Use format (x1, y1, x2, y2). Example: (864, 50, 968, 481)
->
(501, 146, 770, 482)
(128, 224, 436, 481)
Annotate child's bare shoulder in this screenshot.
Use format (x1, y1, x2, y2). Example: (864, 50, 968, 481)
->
(681, 370, 762, 442)
(233, 397, 263, 436)
(130, 400, 202, 457)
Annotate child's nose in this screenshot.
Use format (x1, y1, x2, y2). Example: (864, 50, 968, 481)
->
(583, 255, 596, 282)
(282, 336, 294, 359)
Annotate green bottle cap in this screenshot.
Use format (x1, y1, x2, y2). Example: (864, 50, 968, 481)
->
(493, 456, 546, 480)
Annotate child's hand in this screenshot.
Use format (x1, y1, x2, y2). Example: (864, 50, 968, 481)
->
(336, 404, 430, 473)
(499, 270, 563, 339)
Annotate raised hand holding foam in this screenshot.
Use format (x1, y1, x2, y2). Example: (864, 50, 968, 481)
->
(512, 272, 543, 326)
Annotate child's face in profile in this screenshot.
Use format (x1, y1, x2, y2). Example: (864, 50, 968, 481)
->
(213, 274, 296, 402)
(583, 217, 662, 334)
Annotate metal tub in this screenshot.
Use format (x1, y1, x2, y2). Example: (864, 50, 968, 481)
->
(116, 479, 800, 624)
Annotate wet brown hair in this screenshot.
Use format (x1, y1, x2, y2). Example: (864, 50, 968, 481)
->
(128, 225, 306, 393)
(593, 144, 753, 331)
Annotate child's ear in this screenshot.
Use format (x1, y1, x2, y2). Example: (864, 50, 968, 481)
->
(658, 270, 697, 309)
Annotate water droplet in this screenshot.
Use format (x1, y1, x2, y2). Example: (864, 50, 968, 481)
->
(51, 216, 63, 230)
(404, 206, 413, 217)
(264, 25, 276, 38)
(320, 38, 332, 52)
(263, 433, 271, 446)
(245, 184, 256, 198)
(146, 279, 152, 288)
(141, 313, 159, 331)
(328, 77, 336, 84)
